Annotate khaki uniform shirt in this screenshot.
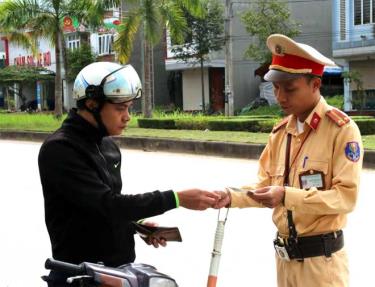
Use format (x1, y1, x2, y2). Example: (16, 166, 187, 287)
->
(231, 97, 363, 237)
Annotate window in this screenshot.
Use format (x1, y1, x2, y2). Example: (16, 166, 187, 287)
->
(67, 34, 80, 50)
(340, 0, 346, 40)
(98, 34, 114, 55)
(363, 0, 370, 23)
(354, 0, 375, 25)
(354, 0, 361, 25)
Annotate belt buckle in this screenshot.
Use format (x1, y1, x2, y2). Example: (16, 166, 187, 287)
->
(274, 237, 290, 261)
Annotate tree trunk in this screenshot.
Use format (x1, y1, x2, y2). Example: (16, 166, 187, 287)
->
(200, 57, 206, 113)
(54, 30, 63, 118)
(5, 86, 10, 111)
(143, 40, 153, 118)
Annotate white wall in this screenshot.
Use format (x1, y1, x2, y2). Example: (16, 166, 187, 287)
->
(182, 68, 209, 111)
(8, 37, 56, 73)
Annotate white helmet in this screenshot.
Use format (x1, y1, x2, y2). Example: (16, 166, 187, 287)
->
(73, 62, 142, 103)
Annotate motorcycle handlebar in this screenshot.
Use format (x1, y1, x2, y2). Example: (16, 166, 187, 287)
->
(45, 258, 85, 275)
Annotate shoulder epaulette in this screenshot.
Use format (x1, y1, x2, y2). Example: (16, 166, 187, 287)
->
(326, 108, 350, 127)
(272, 117, 289, 133)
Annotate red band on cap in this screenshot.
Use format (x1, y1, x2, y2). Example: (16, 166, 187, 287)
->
(271, 53, 324, 76)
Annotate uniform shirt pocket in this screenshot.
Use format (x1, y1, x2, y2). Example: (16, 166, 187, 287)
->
(301, 159, 329, 175)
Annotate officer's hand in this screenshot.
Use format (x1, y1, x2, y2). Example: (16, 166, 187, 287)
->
(177, 189, 220, 210)
(141, 221, 167, 248)
(247, 186, 285, 208)
(212, 190, 231, 209)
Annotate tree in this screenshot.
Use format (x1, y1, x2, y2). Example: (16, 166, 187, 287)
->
(114, 0, 203, 118)
(241, 0, 300, 65)
(171, 0, 224, 113)
(66, 42, 97, 83)
(0, 0, 118, 118)
(342, 70, 368, 112)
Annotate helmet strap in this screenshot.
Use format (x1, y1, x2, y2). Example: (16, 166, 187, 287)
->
(84, 99, 109, 137)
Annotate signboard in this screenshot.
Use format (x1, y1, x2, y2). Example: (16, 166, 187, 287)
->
(14, 51, 51, 67)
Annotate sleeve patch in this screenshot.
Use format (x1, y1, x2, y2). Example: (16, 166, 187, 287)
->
(345, 142, 360, 162)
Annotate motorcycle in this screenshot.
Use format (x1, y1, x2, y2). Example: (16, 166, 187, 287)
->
(42, 258, 178, 287)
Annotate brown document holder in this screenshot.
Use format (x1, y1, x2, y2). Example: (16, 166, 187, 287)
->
(132, 222, 182, 242)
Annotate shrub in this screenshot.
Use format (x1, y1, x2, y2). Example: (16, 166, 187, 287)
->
(137, 118, 176, 129)
(207, 118, 277, 132)
(325, 95, 344, 109)
(236, 115, 279, 119)
(351, 115, 374, 120)
(354, 119, 375, 135)
(175, 118, 209, 130)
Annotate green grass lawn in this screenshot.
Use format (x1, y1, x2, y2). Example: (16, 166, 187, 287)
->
(0, 113, 66, 131)
(1, 112, 375, 150)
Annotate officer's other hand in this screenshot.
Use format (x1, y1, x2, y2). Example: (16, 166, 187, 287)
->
(141, 221, 167, 248)
(212, 190, 231, 209)
(247, 186, 285, 208)
(177, 189, 220, 210)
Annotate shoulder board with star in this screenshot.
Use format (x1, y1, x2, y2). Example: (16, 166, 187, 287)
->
(272, 117, 289, 133)
(326, 108, 350, 127)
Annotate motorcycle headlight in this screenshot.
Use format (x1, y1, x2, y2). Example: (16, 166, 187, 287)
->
(149, 277, 178, 287)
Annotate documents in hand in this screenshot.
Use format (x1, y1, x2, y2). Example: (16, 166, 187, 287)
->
(226, 186, 254, 196)
(132, 222, 182, 242)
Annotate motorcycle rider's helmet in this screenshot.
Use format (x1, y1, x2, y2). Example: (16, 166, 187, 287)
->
(72, 62, 142, 136)
(73, 61, 142, 104)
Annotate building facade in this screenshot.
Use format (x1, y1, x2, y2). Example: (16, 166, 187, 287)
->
(0, 4, 122, 111)
(166, 0, 334, 113)
(332, 0, 375, 111)
(0, 36, 56, 110)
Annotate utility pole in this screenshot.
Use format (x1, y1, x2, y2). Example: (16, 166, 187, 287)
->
(224, 0, 234, 116)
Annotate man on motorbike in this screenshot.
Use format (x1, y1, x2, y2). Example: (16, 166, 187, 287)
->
(38, 62, 219, 286)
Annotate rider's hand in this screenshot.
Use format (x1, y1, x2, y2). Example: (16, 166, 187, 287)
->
(212, 190, 231, 209)
(141, 221, 167, 248)
(176, 189, 220, 210)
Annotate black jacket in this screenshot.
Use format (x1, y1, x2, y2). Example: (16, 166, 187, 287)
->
(38, 109, 176, 267)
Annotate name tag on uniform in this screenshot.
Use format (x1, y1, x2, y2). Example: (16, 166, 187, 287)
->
(299, 170, 325, 190)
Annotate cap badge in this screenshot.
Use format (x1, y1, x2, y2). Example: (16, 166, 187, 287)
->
(275, 44, 284, 55)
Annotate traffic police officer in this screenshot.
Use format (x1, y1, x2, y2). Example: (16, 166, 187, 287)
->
(215, 34, 363, 287)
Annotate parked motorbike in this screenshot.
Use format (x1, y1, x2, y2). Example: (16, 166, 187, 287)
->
(42, 258, 178, 287)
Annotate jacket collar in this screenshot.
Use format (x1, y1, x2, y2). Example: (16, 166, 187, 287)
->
(62, 109, 106, 143)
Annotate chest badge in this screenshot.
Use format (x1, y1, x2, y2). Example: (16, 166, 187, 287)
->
(299, 170, 325, 190)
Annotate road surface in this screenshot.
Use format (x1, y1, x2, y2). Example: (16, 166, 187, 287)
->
(0, 140, 373, 286)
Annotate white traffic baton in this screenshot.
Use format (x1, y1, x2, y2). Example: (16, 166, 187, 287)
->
(207, 208, 229, 287)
